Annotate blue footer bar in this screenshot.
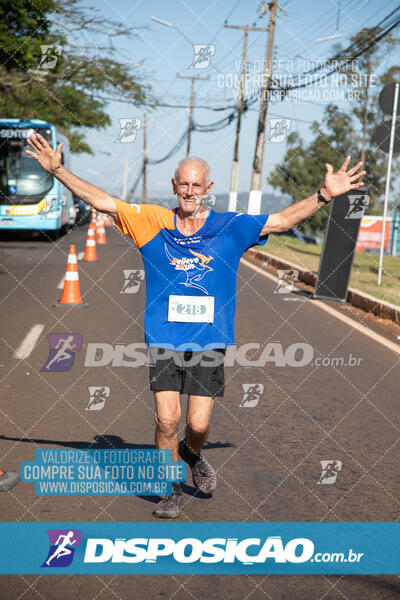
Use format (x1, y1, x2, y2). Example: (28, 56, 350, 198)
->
(2, 522, 399, 574)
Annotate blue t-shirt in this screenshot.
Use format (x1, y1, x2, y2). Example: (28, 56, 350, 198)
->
(114, 200, 269, 350)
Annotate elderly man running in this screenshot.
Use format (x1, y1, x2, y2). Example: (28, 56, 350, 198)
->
(26, 134, 365, 518)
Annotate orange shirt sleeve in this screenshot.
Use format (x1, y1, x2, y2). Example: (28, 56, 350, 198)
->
(112, 199, 175, 248)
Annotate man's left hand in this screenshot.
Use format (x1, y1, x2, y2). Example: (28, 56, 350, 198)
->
(324, 156, 366, 199)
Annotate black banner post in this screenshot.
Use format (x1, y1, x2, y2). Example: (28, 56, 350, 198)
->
(313, 189, 369, 302)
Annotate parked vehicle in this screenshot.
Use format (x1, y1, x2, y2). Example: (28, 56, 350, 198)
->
(73, 197, 92, 226)
(0, 118, 73, 240)
(275, 227, 319, 245)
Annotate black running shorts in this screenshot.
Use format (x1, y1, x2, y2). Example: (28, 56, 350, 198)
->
(148, 348, 226, 397)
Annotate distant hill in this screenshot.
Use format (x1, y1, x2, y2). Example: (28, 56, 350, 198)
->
(127, 191, 291, 213)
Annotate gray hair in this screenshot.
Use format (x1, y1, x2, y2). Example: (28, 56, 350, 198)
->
(174, 156, 210, 185)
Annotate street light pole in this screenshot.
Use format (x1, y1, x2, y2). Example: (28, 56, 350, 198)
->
(150, 16, 193, 46)
(290, 34, 342, 58)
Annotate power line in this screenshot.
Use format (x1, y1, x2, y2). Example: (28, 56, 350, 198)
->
(128, 6, 400, 197)
(268, 7, 400, 93)
(210, 0, 242, 43)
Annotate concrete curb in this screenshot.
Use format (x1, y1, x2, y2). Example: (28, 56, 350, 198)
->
(245, 248, 400, 325)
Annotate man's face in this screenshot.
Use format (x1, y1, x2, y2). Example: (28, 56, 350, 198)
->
(172, 162, 214, 216)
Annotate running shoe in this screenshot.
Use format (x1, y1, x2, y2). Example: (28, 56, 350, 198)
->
(178, 439, 217, 494)
(152, 482, 184, 518)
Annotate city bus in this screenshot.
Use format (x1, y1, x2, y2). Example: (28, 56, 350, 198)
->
(0, 118, 73, 239)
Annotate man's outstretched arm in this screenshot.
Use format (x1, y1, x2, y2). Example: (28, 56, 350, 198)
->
(26, 134, 118, 219)
(261, 156, 366, 235)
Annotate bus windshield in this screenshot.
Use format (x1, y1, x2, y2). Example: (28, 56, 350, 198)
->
(0, 127, 54, 204)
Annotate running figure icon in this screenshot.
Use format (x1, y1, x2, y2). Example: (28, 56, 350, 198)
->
(44, 335, 77, 371)
(45, 531, 77, 566)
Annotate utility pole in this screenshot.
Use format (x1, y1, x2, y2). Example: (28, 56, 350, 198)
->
(225, 23, 268, 212)
(336, 0, 341, 30)
(248, 0, 281, 214)
(121, 159, 136, 201)
(177, 74, 209, 155)
(142, 114, 148, 204)
(122, 159, 129, 201)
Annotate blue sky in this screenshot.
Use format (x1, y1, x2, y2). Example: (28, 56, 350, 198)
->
(71, 0, 400, 202)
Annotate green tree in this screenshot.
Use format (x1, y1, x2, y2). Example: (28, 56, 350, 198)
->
(268, 105, 361, 231)
(0, 0, 154, 153)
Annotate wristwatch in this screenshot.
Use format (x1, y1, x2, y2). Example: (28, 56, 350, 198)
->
(317, 189, 331, 205)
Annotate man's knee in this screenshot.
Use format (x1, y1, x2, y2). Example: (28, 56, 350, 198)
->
(186, 420, 209, 438)
(154, 413, 179, 438)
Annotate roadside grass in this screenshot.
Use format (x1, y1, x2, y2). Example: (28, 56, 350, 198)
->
(255, 235, 400, 307)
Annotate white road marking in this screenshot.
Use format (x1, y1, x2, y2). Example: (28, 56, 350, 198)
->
(77, 251, 84, 260)
(14, 324, 45, 359)
(57, 276, 65, 289)
(241, 257, 400, 356)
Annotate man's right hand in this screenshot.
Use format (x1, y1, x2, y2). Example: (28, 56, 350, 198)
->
(26, 134, 62, 174)
(25, 133, 118, 218)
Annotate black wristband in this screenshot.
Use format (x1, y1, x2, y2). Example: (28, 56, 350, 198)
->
(317, 189, 330, 205)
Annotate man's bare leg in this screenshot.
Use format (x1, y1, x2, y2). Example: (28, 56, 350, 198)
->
(152, 390, 184, 518)
(185, 395, 214, 454)
(153, 390, 181, 459)
(179, 395, 217, 494)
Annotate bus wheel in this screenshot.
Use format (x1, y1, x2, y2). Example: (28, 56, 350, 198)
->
(47, 229, 60, 242)
(60, 223, 70, 236)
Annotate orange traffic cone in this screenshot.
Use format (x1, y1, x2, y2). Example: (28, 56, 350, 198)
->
(91, 208, 97, 224)
(104, 215, 112, 227)
(58, 245, 83, 305)
(83, 225, 98, 261)
(0, 470, 19, 491)
(96, 215, 107, 244)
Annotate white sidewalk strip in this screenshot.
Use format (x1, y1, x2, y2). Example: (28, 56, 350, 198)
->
(241, 257, 400, 356)
(14, 324, 45, 359)
(77, 251, 84, 261)
(57, 276, 65, 289)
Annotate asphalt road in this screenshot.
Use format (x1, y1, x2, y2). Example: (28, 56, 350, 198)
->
(0, 223, 399, 599)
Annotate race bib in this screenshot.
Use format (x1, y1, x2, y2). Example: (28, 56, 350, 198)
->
(168, 295, 214, 323)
